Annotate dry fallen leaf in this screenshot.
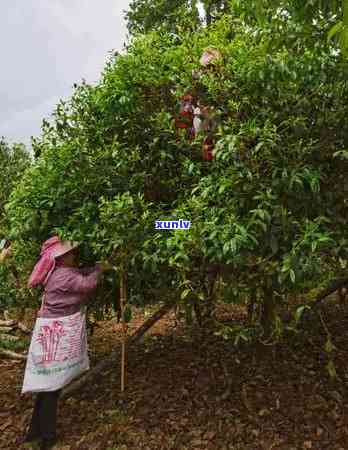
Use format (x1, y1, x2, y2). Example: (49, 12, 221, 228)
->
(203, 431, 216, 440)
(258, 408, 270, 417)
(0, 418, 11, 432)
(191, 439, 206, 447)
(316, 427, 323, 437)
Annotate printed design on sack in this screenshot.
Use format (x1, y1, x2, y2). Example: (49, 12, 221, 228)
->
(34, 359, 85, 375)
(22, 312, 90, 391)
(33, 313, 86, 368)
(36, 321, 65, 363)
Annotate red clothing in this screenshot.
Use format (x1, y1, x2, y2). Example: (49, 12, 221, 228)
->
(203, 137, 215, 161)
(38, 265, 102, 319)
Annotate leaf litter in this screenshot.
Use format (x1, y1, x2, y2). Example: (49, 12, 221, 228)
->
(1, 301, 348, 449)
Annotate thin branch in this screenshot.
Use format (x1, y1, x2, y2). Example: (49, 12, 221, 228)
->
(17, 322, 31, 335)
(0, 327, 14, 333)
(312, 277, 348, 309)
(0, 348, 27, 360)
(0, 320, 17, 327)
(0, 334, 20, 342)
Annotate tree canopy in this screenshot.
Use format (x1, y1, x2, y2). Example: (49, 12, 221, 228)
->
(0, 138, 31, 309)
(3, 3, 348, 337)
(0, 138, 30, 231)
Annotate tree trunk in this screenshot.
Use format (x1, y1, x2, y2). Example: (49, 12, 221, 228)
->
(202, 1, 213, 26)
(338, 287, 348, 304)
(261, 287, 276, 338)
(190, 0, 201, 22)
(61, 301, 175, 399)
(247, 289, 257, 325)
(221, 0, 230, 13)
(192, 297, 203, 327)
(201, 268, 218, 324)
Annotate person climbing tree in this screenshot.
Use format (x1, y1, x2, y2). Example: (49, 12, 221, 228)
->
(174, 93, 196, 141)
(192, 48, 222, 160)
(193, 103, 217, 161)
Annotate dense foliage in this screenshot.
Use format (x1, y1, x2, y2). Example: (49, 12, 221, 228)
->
(0, 138, 31, 309)
(3, 3, 348, 339)
(125, 0, 230, 35)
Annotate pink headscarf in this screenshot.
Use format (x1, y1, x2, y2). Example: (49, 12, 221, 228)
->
(27, 236, 78, 288)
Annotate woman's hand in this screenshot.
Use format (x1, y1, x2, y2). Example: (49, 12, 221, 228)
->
(0, 246, 12, 264)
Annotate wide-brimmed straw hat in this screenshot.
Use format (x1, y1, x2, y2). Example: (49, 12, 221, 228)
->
(27, 236, 80, 288)
(52, 240, 80, 259)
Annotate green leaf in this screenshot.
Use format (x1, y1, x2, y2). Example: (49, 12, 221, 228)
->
(295, 305, 310, 323)
(209, 230, 217, 240)
(223, 242, 230, 255)
(333, 150, 348, 159)
(218, 184, 227, 194)
(264, 210, 271, 223)
(230, 239, 237, 253)
(123, 306, 132, 323)
(326, 360, 337, 380)
(181, 289, 191, 300)
(327, 21, 343, 41)
(324, 338, 335, 354)
(258, 210, 265, 220)
(290, 270, 296, 283)
(255, 220, 267, 232)
(339, 25, 348, 55)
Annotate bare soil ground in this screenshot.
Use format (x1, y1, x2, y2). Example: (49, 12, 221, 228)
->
(1, 300, 348, 450)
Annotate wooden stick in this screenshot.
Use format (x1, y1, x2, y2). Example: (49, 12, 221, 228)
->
(121, 339, 125, 392)
(120, 265, 126, 393)
(0, 320, 17, 327)
(0, 334, 20, 342)
(17, 322, 31, 334)
(0, 348, 27, 360)
(4, 310, 12, 321)
(120, 264, 129, 393)
(0, 327, 14, 333)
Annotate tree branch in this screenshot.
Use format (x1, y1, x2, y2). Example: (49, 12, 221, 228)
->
(0, 348, 27, 360)
(312, 277, 348, 309)
(61, 301, 175, 399)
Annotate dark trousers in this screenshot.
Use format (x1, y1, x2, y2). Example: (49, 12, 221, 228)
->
(27, 390, 61, 441)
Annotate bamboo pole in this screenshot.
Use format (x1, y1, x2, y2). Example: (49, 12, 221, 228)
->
(119, 263, 128, 393)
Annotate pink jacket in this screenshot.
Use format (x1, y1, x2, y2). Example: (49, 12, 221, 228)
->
(38, 265, 102, 318)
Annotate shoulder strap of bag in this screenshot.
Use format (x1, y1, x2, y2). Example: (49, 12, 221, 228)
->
(38, 291, 46, 316)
